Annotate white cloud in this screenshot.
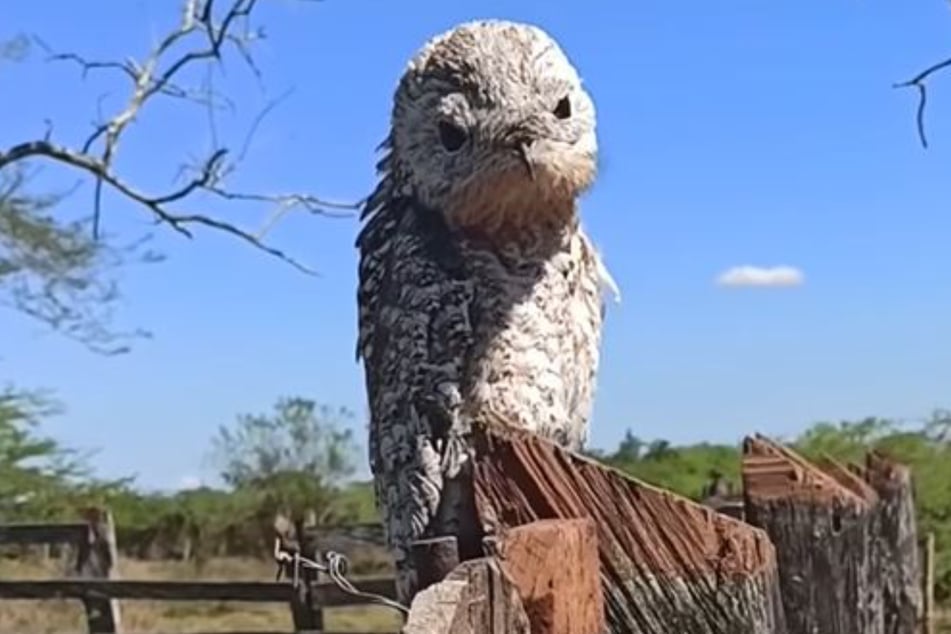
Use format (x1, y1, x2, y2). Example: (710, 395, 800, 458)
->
(178, 475, 203, 490)
(715, 265, 804, 288)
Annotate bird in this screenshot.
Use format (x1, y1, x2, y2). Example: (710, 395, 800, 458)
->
(355, 19, 618, 607)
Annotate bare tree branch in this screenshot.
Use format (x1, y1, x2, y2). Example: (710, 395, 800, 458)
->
(895, 55, 951, 148)
(2, 0, 359, 274)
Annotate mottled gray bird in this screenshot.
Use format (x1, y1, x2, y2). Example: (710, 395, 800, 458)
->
(355, 19, 618, 605)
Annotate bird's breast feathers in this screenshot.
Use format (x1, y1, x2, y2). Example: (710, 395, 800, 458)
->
(357, 199, 612, 452)
(458, 229, 607, 449)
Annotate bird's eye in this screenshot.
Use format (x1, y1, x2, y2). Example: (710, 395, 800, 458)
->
(438, 121, 467, 152)
(553, 96, 571, 120)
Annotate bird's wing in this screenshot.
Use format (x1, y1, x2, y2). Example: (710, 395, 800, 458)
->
(355, 191, 475, 599)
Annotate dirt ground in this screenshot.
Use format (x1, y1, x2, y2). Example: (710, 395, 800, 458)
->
(0, 556, 401, 633)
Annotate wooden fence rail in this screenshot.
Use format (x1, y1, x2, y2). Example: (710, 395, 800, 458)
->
(0, 522, 89, 545)
(0, 577, 395, 604)
(0, 510, 400, 634)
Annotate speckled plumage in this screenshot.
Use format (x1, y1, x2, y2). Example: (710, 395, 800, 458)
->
(355, 19, 617, 606)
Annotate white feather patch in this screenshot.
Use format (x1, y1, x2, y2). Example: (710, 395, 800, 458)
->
(595, 256, 621, 304)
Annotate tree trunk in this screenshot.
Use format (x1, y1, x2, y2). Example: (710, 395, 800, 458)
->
(743, 435, 883, 634)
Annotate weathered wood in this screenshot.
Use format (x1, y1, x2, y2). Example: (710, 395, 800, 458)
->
(470, 422, 787, 634)
(412, 536, 460, 593)
(847, 461, 868, 482)
(818, 454, 880, 505)
(701, 495, 745, 521)
(274, 511, 328, 631)
(402, 557, 530, 634)
(0, 576, 396, 605)
(0, 522, 88, 545)
(922, 532, 935, 634)
(820, 454, 885, 632)
(273, 513, 301, 583)
(864, 451, 922, 634)
(74, 508, 121, 634)
(743, 436, 883, 634)
(489, 518, 604, 634)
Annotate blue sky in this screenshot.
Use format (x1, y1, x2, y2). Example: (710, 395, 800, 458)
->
(3, 1, 951, 491)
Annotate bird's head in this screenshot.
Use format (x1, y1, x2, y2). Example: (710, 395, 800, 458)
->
(388, 20, 597, 236)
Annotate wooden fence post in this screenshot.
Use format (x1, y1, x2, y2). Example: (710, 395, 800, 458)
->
(275, 512, 325, 633)
(862, 450, 923, 634)
(742, 435, 883, 634)
(922, 532, 935, 634)
(75, 507, 121, 634)
(470, 422, 787, 633)
(819, 455, 885, 631)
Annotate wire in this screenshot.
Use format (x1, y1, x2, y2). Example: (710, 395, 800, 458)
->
(273, 539, 408, 615)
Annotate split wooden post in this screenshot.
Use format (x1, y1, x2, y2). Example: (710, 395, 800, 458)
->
(862, 451, 922, 634)
(409, 520, 601, 633)
(75, 507, 121, 634)
(402, 557, 530, 634)
(470, 423, 787, 633)
(743, 435, 883, 634)
(487, 518, 603, 634)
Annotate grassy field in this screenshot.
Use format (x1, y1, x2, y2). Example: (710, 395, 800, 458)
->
(0, 556, 401, 633)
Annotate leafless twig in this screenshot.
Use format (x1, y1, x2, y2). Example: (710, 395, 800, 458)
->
(895, 55, 951, 148)
(2, 0, 359, 275)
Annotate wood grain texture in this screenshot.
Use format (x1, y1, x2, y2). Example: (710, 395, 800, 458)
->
(402, 557, 530, 634)
(743, 435, 884, 634)
(471, 422, 787, 634)
(491, 518, 604, 634)
(75, 508, 121, 634)
(818, 454, 879, 504)
(865, 451, 923, 634)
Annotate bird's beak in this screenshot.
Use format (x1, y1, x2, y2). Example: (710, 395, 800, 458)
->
(516, 142, 536, 181)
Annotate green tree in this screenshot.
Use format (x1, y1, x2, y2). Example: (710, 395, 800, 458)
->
(0, 388, 126, 521)
(601, 428, 741, 499)
(791, 416, 896, 463)
(1, 170, 157, 354)
(209, 397, 360, 526)
(212, 397, 358, 489)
